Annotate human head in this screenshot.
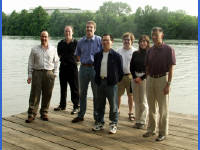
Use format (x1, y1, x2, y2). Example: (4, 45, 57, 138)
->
(122, 32, 135, 50)
(40, 31, 49, 46)
(86, 21, 96, 38)
(138, 35, 150, 50)
(64, 25, 74, 40)
(102, 34, 113, 52)
(151, 27, 164, 46)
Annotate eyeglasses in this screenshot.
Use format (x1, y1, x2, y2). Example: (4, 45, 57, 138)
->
(123, 38, 131, 41)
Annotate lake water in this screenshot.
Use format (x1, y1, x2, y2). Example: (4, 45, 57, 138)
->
(2, 36, 198, 117)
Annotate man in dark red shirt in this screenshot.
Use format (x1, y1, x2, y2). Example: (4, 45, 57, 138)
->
(143, 27, 176, 141)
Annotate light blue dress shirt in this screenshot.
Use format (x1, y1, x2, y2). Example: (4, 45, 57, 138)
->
(75, 35, 102, 64)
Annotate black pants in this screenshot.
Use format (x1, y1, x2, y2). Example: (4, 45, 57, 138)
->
(59, 66, 79, 109)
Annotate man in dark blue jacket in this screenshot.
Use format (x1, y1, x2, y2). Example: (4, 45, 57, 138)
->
(93, 34, 124, 134)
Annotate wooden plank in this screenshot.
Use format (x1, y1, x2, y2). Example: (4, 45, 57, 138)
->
(2, 140, 26, 150)
(2, 119, 100, 150)
(2, 126, 72, 150)
(6, 114, 157, 150)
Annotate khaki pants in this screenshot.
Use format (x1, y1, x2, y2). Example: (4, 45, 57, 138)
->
(132, 79, 148, 124)
(28, 70, 55, 117)
(146, 75, 169, 136)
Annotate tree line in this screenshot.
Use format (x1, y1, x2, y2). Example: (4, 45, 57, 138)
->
(2, 1, 198, 40)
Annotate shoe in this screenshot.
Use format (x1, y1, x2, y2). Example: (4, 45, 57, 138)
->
(133, 123, 145, 129)
(92, 123, 104, 131)
(109, 124, 117, 134)
(54, 106, 66, 111)
(71, 108, 79, 115)
(156, 135, 166, 141)
(25, 116, 35, 123)
(40, 114, 48, 121)
(128, 113, 135, 121)
(143, 132, 156, 137)
(72, 117, 84, 123)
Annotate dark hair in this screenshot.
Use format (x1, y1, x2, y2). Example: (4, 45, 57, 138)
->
(102, 34, 114, 41)
(138, 35, 150, 50)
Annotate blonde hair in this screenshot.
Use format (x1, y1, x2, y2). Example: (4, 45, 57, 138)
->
(122, 32, 135, 44)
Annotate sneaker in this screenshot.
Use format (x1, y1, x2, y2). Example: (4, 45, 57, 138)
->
(156, 135, 166, 141)
(25, 116, 35, 123)
(92, 123, 104, 131)
(71, 108, 79, 115)
(109, 124, 117, 134)
(72, 117, 84, 123)
(54, 106, 66, 111)
(143, 132, 156, 137)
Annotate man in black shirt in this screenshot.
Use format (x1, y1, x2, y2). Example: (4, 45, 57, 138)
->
(54, 25, 79, 114)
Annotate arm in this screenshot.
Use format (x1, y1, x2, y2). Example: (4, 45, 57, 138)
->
(75, 40, 81, 62)
(130, 52, 137, 79)
(57, 42, 62, 58)
(53, 48, 59, 77)
(118, 54, 124, 82)
(163, 65, 174, 95)
(27, 49, 34, 84)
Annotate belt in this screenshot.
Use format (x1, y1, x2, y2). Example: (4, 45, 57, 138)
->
(124, 73, 131, 76)
(35, 69, 52, 72)
(100, 76, 107, 80)
(81, 64, 93, 67)
(150, 73, 166, 78)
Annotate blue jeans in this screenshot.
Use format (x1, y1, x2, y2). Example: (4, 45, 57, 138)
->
(96, 79, 118, 124)
(78, 65, 98, 121)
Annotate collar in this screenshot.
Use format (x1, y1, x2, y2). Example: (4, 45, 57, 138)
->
(153, 42, 165, 48)
(83, 35, 95, 41)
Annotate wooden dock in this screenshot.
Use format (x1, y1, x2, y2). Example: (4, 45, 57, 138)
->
(2, 99, 198, 150)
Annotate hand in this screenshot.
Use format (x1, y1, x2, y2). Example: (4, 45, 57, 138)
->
(135, 77, 142, 84)
(27, 78, 32, 84)
(163, 84, 170, 95)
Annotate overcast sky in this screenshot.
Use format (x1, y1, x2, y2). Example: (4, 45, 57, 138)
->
(2, 0, 198, 16)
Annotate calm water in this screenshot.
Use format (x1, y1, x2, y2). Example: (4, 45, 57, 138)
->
(2, 36, 198, 117)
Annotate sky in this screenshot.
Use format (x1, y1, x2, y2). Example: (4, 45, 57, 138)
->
(2, 0, 198, 16)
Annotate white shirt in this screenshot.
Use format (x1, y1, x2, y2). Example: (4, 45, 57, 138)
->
(100, 51, 109, 77)
(28, 45, 59, 78)
(118, 47, 135, 74)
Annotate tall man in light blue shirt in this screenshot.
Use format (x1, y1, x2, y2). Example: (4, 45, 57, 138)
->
(72, 21, 102, 123)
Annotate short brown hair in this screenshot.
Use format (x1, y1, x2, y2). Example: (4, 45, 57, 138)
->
(151, 26, 163, 35)
(87, 21, 96, 30)
(64, 25, 74, 32)
(138, 35, 150, 50)
(122, 32, 135, 44)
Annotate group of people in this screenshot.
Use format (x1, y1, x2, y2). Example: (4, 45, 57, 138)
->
(26, 20, 176, 142)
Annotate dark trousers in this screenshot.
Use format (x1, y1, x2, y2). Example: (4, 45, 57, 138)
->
(28, 70, 55, 117)
(59, 66, 79, 109)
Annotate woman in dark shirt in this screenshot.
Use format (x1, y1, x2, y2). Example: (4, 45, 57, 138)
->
(130, 35, 150, 129)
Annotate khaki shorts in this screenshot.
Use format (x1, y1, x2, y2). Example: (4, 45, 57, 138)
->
(118, 74, 133, 96)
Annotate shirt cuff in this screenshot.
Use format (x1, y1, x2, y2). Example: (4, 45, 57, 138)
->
(28, 74, 32, 79)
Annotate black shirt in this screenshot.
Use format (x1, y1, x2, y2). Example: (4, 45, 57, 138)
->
(57, 39, 78, 67)
(130, 49, 147, 80)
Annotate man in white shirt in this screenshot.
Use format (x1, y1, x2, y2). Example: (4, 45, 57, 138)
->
(26, 31, 59, 123)
(117, 32, 135, 121)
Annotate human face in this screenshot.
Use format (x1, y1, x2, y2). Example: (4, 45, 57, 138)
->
(152, 31, 163, 46)
(40, 31, 49, 46)
(123, 36, 132, 50)
(102, 35, 113, 51)
(64, 26, 73, 40)
(139, 39, 148, 50)
(86, 23, 95, 38)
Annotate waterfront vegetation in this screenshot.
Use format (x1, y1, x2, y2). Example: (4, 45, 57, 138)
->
(2, 1, 198, 39)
